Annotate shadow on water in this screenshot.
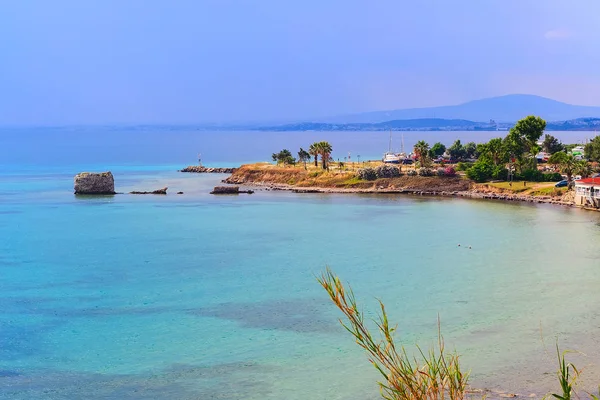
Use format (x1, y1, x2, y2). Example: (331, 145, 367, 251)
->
(0, 362, 275, 400)
(190, 297, 338, 334)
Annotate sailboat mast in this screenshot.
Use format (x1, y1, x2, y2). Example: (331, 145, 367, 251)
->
(401, 134, 405, 154)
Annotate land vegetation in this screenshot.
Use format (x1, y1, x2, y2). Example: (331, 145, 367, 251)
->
(226, 116, 600, 203)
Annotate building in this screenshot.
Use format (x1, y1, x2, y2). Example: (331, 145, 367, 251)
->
(574, 178, 600, 208)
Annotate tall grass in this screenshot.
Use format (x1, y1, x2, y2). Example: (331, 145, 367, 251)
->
(545, 343, 600, 400)
(318, 268, 470, 400)
(547, 344, 579, 400)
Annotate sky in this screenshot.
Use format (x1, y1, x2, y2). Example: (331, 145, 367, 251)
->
(2, 0, 600, 125)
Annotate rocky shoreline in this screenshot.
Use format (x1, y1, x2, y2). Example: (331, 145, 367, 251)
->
(180, 166, 236, 173)
(222, 164, 582, 209)
(227, 180, 576, 208)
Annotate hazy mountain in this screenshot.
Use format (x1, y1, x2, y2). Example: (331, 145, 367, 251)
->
(322, 94, 600, 123)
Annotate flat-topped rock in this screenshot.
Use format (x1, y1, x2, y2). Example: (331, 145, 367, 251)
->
(130, 187, 168, 195)
(180, 166, 236, 173)
(74, 172, 115, 195)
(210, 186, 254, 195)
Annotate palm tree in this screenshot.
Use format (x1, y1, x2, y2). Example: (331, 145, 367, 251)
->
(309, 143, 319, 167)
(549, 152, 577, 186)
(413, 140, 430, 167)
(575, 160, 592, 178)
(317, 141, 333, 170)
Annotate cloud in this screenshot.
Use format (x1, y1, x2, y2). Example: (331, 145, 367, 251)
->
(544, 29, 573, 40)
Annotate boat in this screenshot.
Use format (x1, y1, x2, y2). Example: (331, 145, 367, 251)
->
(382, 130, 415, 164)
(382, 130, 401, 164)
(383, 152, 401, 164)
(397, 134, 413, 164)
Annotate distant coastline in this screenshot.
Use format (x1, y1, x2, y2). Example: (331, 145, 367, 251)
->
(182, 117, 600, 132)
(254, 117, 600, 132)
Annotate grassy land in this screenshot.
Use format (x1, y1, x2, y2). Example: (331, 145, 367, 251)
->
(228, 163, 572, 199)
(481, 181, 567, 197)
(228, 162, 471, 192)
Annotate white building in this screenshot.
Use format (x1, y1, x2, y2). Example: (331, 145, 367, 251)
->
(574, 178, 600, 208)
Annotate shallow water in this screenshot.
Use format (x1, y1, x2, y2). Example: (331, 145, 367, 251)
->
(2, 128, 600, 399)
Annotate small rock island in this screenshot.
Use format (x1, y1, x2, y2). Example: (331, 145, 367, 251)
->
(74, 172, 116, 195)
(210, 186, 254, 195)
(180, 166, 236, 173)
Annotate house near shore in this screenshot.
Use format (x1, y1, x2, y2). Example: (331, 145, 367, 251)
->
(574, 178, 600, 208)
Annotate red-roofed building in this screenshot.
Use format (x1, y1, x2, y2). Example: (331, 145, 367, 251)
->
(574, 178, 600, 208)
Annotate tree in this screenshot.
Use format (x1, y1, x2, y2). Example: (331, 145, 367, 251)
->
(549, 152, 576, 185)
(464, 142, 477, 159)
(315, 141, 333, 170)
(309, 143, 319, 167)
(271, 149, 295, 165)
(576, 160, 592, 178)
(448, 140, 465, 161)
(477, 137, 505, 166)
(298, 148, 310, 170)
(430, 142, 446, 158)
(542, 134, 564, 154)
(502, 134, 524, 168)
(413, 140, 431, 167)
(508, 115, 546, 166)
(584, 136, 600, 161)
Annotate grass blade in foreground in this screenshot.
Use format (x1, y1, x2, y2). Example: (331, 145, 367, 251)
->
(317, 268, 470, 400)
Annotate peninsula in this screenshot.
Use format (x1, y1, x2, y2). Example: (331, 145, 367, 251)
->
(214, 115, 600, 211)
(223, 162, 576, 207)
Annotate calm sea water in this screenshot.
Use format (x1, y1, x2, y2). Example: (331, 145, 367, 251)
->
(1, 127, 600, 399)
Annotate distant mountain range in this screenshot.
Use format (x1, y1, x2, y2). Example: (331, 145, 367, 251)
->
(258, 117, 600, 132)
(319, 94, 600, 124)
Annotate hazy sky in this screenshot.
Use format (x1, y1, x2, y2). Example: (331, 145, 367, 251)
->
(2, 0, 600, 125)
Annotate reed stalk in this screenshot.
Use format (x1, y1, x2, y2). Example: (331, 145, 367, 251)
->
(317, 268, 470, 400)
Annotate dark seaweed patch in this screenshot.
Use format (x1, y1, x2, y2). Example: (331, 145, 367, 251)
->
(191, 297, 337, 333)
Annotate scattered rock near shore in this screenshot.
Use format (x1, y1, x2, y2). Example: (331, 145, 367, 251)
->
(74, 172, 116, 195)
(210, 186, 254, 195)
(130, 187, 168, 195)
(180, 166, 236, 173)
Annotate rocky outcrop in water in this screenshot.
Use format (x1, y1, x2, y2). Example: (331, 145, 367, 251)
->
(130, 187, 168, 195)
(74, 172, 115, 195)
(210, 186, 254, 195)
(180, 166, 236, 173)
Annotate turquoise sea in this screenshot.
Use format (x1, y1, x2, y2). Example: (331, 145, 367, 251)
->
(2, 127, 600, 399)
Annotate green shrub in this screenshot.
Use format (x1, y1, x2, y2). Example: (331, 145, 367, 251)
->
(375, 165, 401, 178)
(418, 168, 434, 176)
(357, 168, 377, 181)
(436, 168, 446, 177)
(491, 166, 509, 181)
(407, 169, 417, 176)
(516, 169, 544, 182)
(543, 172, 562, 182)
(466, 160, 493, 182)
(455, 161, 474, 171)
